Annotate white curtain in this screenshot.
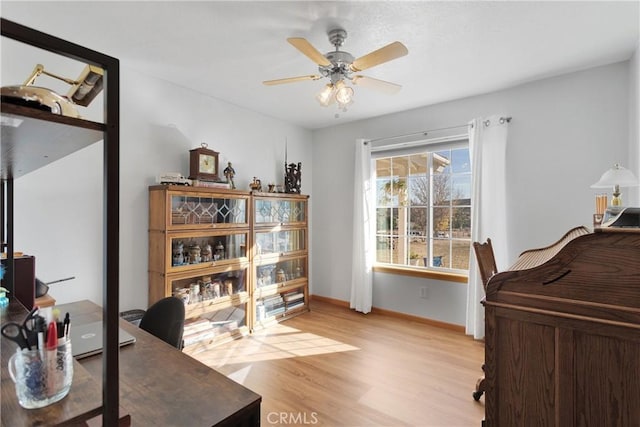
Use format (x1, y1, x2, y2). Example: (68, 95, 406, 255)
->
(350, 139, 374, 313)
(466, 115, 510, 339)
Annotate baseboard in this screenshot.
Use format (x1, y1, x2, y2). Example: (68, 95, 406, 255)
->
(310, 294, 350, 308)
(310, 294, 465, 333)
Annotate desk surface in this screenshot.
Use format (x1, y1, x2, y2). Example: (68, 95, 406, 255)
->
(1, 299, 261, 427)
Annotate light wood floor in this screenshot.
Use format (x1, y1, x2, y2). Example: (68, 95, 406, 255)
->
(193, 300, 485, 427)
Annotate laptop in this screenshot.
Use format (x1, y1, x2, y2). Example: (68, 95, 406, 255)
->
(70, 321, 137, 359)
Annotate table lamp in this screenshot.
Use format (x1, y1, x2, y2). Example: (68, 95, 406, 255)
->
(591, 163, 639, 223)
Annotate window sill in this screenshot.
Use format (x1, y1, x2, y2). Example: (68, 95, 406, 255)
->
(373, 265, 468, 283)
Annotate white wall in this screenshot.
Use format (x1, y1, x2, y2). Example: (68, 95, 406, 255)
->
(14, 65, 313, 311)
(311, 61, 631, 326)
(629, 44, 640, 206)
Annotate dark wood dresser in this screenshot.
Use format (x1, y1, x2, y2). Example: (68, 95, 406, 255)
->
(483, 227, 640, 426)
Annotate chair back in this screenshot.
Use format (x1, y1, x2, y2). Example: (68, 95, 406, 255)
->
(139, 297, 185, 349)
(473, 238, 498, 290)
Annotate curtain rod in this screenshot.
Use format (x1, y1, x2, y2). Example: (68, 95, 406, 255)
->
(366, 116, 513, 144)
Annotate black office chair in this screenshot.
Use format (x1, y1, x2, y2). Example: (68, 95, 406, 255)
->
(139, 297, 185, 349)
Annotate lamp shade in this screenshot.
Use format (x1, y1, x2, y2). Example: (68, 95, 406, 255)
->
(591, 164, 639, 188)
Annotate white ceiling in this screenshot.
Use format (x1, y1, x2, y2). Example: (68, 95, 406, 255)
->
(2, 1, 639, 130)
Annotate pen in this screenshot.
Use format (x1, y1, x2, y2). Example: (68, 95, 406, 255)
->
(34, 315, 46, 358)
(46, 322, 58, 350)
(63, 313, 70, 340)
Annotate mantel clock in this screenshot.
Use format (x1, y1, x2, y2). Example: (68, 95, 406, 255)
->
(189, 143, 219, 181)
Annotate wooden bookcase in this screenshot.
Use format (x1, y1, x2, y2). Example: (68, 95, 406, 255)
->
(148, 186, 310, 350)
(251, 192, 309, 330)
(148, 185, 252, 354)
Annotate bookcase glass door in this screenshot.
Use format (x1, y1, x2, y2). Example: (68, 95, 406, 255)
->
(171, 194, 247, 226)
(254, 199, 306, 224)
(255, 257, 307, 288)
(255, 229, 306, 255)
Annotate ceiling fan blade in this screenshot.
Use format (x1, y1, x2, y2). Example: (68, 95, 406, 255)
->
(350, 41, 408, 72)
(287, 37, 332, 67)
(263, 75, 322, 86)
(352, 75, 402, 95)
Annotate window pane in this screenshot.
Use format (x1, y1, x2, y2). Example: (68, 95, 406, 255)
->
(376, 158, 392, 178)
(390, 208, 399, 232)
(452, 207, 471, 237)
(409, 240, 427, 266)
(432, 239, 449, 268)
(452, 175, 471, 203)
(376, 236, 392, 263)
(376, 208, 392, 232)
(409, 207, 428, 238)
(377, 178, 392, 206)
(408, 153, 428, 175)
(432, 174, 450, 205)
(391, 156, 409, 206)
(433, 207, 450, 237)
(433, 150, 451, 174)
(451, 240, 470, 270)
(408, 176, 429, 206)
(451, 148, 471, 173)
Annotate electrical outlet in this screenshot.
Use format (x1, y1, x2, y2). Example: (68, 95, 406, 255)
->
(420, 287, 428, 299)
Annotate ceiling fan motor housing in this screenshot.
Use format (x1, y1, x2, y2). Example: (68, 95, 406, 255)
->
(320, 50, 355, 83)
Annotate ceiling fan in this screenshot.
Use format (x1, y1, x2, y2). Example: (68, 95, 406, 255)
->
(263, 28, 408, 110)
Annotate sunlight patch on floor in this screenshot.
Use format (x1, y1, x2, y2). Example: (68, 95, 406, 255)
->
(195, 323, 359, 368)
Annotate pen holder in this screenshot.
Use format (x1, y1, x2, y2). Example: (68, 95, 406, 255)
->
(7, 340, 73, 409)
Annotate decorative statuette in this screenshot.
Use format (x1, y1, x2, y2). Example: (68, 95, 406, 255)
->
(249, 177, 262, 191)
(284, 162, 301, 193)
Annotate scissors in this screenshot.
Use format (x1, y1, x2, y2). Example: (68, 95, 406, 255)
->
(1, 306, 40, 350)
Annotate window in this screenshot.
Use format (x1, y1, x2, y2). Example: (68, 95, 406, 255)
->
(374, 140, 471, 272)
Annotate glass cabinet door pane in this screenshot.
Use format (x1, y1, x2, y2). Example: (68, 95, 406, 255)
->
(171, 195, 247, 225)
(255, 229, 306, 255)
(255, 258, 307, 288)
(170, 268, 247, 304)
(170, 233, 247, 266)
(254, 199, 306, 224)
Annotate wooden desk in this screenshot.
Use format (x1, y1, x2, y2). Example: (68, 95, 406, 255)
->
(483, 228, 640, 426)
(1, 300, 261, 426)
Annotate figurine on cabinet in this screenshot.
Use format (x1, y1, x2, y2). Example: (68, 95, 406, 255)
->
(284, 162, 301, 193)
(201, 243, 212, 262)
(172, 241, 184, 266)
(214, 241, 225, 260)
(188, 243, 201, 264)
(223, 162, 236, 189)
(249, 177, 262, 192)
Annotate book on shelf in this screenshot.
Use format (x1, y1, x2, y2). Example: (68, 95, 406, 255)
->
(286, 300, 305, 311)
(211, 320, 239, 333)
(182, 328, 216, 347)
(283, 292, 304, 303)
(183, 318, 212, 334)
(265, 306, 285, 317)
(191, 179, 231, 189)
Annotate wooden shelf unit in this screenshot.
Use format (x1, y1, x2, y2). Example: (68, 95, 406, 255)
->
(251, 192, 309, 330)
(1, 18, 120, 424)
(148, 186, 310, 347)
(148, 185, 252, 354)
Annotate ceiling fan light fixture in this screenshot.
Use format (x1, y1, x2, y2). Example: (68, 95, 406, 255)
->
(335, 80, 354, 108)
(316, 83, 335, 107)
(267, 28, 408, 112)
